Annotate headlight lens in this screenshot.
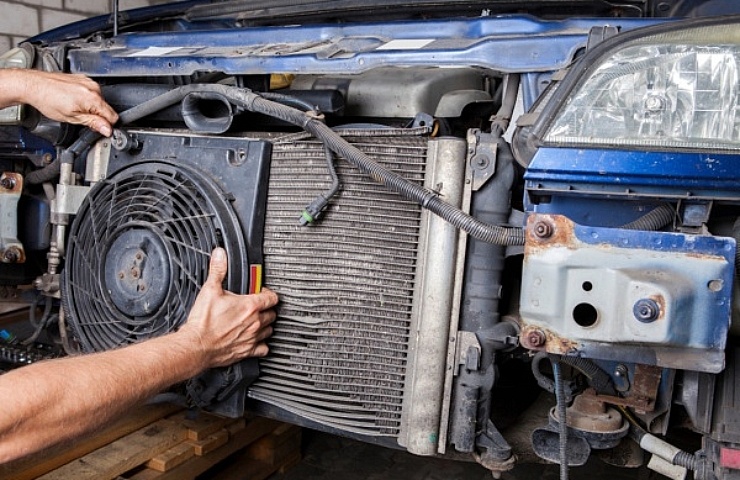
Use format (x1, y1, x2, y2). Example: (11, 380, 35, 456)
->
(544, 21, 740, 152)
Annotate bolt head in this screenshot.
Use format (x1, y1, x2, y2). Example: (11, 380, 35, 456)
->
(633, 298, 660, 323)
(0, 177, 16, 190)
(525, 329, 546, 348)
(533, 221, 553, 239)
(2, 249, 20, 263)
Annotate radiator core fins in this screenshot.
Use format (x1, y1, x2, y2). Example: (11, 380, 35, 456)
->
(251, 136, 427, 437)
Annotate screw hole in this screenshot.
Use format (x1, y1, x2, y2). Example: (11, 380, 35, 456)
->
(582, 281, 593, 292)
(573, 303, 598, 327)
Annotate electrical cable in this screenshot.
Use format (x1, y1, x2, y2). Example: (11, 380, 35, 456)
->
(619, 405, 700, 471)
(259, 91, 318, 112)
(621, 204, 674, 231)
(299, 146, 341, 225)
(23, 296, 53, 345)
(43, 83, 524, 246)
(491, 74, 520, 137)
(553, 359, 569, 480)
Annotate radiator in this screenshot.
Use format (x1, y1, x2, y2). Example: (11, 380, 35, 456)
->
(252, 134, 427, 437)
(251, 132, 467, 454)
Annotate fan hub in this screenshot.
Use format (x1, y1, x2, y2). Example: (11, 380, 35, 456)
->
(103, 228, 170, 317)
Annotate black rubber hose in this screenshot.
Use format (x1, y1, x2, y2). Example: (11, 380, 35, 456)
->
(28, 85, 206, 185)
(621, 204, 674, 231)
(26, 127, 103, 184)
(491, 74, 520, 136)
(555, 355, 617, 396)
(531, 352, 557, 393)
(32, 83, 524, 245)
(240, 92, 525, 246)
(25, 159, 61, 185)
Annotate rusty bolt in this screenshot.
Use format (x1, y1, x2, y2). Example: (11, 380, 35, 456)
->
(118, 271, 125, 280)
(3, 248, 20, 263)
(525, 329, 546, 348)
(0, 177, 16, 190)
(533, 221, 553, 239)
(131, 268, 140, 279)
(42, 153, 54, 165)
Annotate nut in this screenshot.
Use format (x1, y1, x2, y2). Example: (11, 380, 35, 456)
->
(0, 177, 16, 190)
(525, 329, 546, 348)
(2, 248, 21, 263)
(633, 298, 660, 323)
(533, 221, 553, 239)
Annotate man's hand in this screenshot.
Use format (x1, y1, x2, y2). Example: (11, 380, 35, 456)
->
(0, 69, 119, 136)
(178, 248, 279, 369)
(0, 248, 277, 463)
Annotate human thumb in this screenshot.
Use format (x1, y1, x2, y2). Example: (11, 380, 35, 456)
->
(205, 248, 228, 290)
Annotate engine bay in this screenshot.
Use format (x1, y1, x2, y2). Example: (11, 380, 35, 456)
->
(2, 4, 740, 478)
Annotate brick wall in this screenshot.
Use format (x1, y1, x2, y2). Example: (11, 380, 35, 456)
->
(0, 0, 168, 54)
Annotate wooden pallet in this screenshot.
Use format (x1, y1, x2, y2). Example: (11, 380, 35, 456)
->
(1, 404, 301, 480)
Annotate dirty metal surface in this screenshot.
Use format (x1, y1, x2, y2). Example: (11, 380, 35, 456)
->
(596, 364, 663, 413)
(519, 214, 735, 373)
(0, 172, 25, 264)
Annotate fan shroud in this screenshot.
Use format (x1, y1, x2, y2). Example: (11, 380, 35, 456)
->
(62, 160, 247, 353)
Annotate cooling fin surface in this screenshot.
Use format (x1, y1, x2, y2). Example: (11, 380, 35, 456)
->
(251, 135, 428, 438)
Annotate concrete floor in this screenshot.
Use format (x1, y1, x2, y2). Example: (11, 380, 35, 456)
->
(265, 429, 653, 480)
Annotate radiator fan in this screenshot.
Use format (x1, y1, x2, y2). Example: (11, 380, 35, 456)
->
(63, 161, 247, 352)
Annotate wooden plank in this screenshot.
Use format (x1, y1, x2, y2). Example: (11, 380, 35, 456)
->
(145, 417, 281, 480)
(38, 418, 187, 480)
(0, 402, 182, 480)
(189, 428, 229, 456)
(146, 442, 195, 472)
(168, 410, 232, 441)
(225, 417, 246, 435)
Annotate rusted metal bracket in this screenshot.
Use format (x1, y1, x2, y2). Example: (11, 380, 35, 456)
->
(0, 172, 25, 264)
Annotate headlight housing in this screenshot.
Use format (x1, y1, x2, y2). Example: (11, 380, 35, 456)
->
(0, 46, 34, 125)
(537, 16, 740, 153)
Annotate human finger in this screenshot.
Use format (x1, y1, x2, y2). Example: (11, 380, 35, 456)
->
(70, 73, 103, 93)
(204, 248, 228, 291)
(251, 288, 279, 310)
(251, 342, 270, 357)
(259, 309, 277, 327)
(81, 116, 113, 137)
(254, 325, 273, 343)
(92, 99, 119, 125)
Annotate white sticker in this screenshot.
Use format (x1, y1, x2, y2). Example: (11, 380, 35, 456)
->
(126, 47, 182, 57)
(376, 39, 434, 51)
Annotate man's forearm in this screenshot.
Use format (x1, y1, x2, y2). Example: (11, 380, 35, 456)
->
(0, 70, 28, 109)
(0, 331, 206, 463)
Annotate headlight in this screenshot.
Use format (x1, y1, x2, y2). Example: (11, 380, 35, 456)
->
(539, 17, 740, 153)
(0, 46, 34, 125)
